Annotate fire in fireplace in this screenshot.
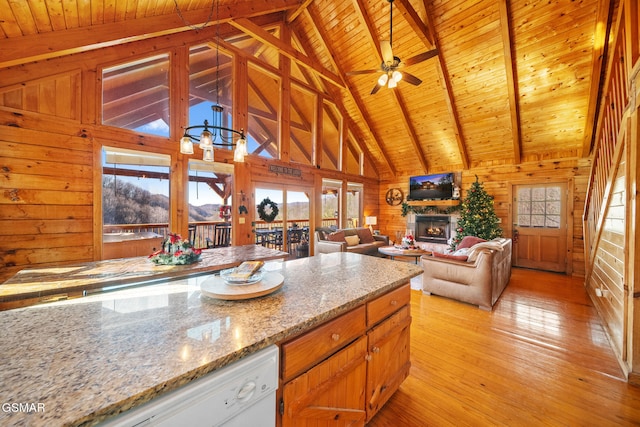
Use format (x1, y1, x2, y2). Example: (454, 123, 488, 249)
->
(415, 215, 451, 243)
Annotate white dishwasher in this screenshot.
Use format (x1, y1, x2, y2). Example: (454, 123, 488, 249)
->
(100, 345, 278, 427)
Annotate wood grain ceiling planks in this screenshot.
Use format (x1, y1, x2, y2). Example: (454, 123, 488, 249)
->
(0, 0, 613, 178)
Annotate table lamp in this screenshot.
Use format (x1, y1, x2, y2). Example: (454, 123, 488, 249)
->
(365, 216, 377, 233)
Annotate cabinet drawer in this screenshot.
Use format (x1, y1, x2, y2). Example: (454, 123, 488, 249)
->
(281, 305, 366, 382)
(367, 283, 410, 327)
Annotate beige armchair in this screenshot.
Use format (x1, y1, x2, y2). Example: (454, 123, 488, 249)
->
(421, 238, 512, 310)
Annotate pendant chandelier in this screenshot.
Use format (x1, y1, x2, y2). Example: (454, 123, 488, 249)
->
(177, 0, 248, 163)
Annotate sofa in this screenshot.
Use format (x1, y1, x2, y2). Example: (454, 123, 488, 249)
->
(314, 227, 389, 256)
(421, 237, 512, 310)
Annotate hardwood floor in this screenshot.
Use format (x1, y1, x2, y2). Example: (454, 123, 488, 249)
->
(368, 268, 640, 426)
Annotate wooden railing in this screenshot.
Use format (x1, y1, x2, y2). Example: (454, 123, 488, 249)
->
(583, 3, 633, 264)
(103, 218, 340, 249)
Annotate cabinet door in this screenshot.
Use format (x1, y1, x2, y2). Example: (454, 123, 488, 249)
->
(282, 336, 367, 427)
(366, 305, 411, 421)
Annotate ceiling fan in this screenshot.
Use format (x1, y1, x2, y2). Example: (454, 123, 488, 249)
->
(347, 0, 438, 94)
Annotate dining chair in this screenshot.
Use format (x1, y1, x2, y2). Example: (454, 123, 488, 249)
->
(206, 222, 231, 248)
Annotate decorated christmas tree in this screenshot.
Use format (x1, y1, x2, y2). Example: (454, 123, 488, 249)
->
(450, 176, 502, 249)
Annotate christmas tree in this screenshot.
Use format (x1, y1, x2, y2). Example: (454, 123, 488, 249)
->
(450, 176, 502, 249)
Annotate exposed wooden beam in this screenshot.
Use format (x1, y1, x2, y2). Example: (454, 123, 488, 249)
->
(0, 0, 300, 68)
(304, 6, 395, 175)
(423, 0, 470, 170)
(393, 0, 434, 49)
(229, 17, 345, 89)
(498, 0, 522, 165)
(286, 0, 314, 24)
(581, 0, 614, 157)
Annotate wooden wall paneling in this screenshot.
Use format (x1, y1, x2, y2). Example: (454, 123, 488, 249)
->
(628, 69, 640, 383)
(0, 124, 94, 282)
(0, 70, 82, 121)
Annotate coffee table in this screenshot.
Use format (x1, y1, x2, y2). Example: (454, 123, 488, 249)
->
(378, 246, 430, 264)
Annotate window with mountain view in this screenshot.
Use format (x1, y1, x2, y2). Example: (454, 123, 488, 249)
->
(102, 148, 170, 230)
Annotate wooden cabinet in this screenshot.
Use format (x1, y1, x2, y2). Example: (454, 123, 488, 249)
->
(366, 305, 411, 421)
(280, 284, 411, 426)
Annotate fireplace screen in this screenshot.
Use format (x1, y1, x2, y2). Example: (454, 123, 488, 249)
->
(415, 215, 450, 243)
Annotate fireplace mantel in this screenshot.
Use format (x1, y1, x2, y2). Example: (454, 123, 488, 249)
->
(406, 200, 460, 207)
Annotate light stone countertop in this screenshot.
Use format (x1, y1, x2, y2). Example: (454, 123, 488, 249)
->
(0, 252, 423, 427)
(0, 245, 289, 306)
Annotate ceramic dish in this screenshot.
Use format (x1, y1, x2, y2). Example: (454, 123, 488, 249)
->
(219, 268, 264, 285)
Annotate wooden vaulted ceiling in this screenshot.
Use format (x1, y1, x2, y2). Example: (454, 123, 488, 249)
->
(0, 0, 612, 179)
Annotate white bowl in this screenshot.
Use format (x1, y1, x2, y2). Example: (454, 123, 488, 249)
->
(219, 268, 264, 285)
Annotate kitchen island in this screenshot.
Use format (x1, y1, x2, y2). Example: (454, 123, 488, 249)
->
(0, 244, 289, 310)
(0, 252, 422, 426)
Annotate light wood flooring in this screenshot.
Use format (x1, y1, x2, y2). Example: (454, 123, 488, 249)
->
(368, 268, 640, 426)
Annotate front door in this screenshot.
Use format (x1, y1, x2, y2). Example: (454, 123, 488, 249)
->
(513, 183, 568, 272)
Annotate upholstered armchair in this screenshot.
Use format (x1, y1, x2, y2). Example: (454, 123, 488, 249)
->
(421, 238, 512, 310)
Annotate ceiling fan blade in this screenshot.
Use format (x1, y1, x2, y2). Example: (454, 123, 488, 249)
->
(346, 69, 381, 76)
(380, 40, 394, 65)
(402, 49, 438, 67)
(402, 72, 422, 86)
(370, 83, 382, 95)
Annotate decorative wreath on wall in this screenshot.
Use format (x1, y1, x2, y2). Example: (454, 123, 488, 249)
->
(257, 197, 279, 223)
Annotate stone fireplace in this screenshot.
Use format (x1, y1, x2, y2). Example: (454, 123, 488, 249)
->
(414, 215, 452, 244)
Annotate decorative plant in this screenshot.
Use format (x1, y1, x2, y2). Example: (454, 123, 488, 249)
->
(149, 233, 202, 265)
(401, 202, 460, 217)
(450, 176, 502, 249)
(401, 234, 416, 248)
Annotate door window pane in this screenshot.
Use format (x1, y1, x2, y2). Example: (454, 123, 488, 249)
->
(516, 186, 562, 229)
(347, 183, 363, 228)
(188, 161, 233, 248)
(322, 179, 341, 229)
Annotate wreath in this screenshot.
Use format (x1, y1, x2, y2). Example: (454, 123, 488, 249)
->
(257, 197, 279, 223)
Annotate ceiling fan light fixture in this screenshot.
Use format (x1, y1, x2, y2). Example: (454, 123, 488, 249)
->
(378, 73, 389, 86)
(392, 70, 402, 83)
(388, 78, 398, 89)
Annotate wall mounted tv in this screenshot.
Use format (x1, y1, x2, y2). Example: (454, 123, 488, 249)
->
(408, 172, 455, 201)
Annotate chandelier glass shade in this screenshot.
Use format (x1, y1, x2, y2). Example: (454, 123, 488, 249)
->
(179, 104, 247, 163)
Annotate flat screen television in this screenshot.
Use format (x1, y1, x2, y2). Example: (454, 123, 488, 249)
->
(408, 172, 455, 201)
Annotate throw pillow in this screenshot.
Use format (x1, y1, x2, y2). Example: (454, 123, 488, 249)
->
(344, 235, 360, 247)
(356, 228, 375, 244)
(327, 230, 346, 242)
(457, 236, 487, 249)
(433, 251, 468, 262)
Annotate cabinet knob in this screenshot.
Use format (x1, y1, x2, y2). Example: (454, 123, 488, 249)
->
(365, 354, 372, 362)
(372, 346, 380, 353)
(331, 333, 340, 341)
(390, 300, 397, 306)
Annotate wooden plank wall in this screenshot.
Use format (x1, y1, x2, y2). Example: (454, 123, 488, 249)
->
(379, 158, 590, 277)
(0, 123, 94, 283)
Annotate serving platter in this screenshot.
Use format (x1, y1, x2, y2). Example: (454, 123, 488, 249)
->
(200, 271, 284, 300)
